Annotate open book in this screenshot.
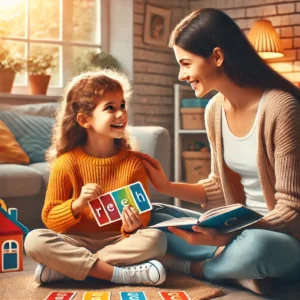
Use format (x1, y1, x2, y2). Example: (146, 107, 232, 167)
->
(150, 203, 264, 233)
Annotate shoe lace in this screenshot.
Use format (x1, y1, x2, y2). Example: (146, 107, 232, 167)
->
(124, 264, 152, 284)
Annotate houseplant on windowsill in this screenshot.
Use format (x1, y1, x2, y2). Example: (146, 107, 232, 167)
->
(27, 54, 55, 95)
(0, 46, 25, 93)
(75, 51, 120, 73)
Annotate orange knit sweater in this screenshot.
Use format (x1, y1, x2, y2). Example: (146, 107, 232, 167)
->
(42, 147, 150, 235)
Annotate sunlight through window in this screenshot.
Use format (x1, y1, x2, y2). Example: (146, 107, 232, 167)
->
(0, 0, 102, 93)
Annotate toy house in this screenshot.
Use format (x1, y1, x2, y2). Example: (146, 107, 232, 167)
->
(0, 201, 29, 273)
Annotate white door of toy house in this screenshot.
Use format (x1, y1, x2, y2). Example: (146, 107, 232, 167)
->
(2, 240, 19, 271)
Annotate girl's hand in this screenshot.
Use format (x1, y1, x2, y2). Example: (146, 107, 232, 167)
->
(134, 151, 170, 193)
(168, 226, 236, 247)
(122, 205, 142, 233)
(72, 183, 102, 215)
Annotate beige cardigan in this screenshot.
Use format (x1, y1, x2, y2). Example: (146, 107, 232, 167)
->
(200, 89, 300, 239)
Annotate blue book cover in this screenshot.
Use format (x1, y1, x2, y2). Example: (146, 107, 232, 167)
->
(150, 204, 263, 233)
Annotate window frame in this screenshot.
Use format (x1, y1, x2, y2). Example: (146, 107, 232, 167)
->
(1, 0, 108, 96)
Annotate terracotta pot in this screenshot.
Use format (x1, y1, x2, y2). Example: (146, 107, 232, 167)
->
(0, 69, 16, 93)
(29, 74, 51, 95)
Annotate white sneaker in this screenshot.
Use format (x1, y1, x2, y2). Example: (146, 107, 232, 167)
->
(122, 260, 166, 285)
(34, 263, 71, 285)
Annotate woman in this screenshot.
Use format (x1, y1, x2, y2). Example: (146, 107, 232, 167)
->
(136, 8, 300, 295)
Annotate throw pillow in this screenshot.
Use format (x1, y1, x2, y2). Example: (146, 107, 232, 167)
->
(0, 102, 58, 117)
(0, 111, 54, 163)
(0, 120, 30, 164)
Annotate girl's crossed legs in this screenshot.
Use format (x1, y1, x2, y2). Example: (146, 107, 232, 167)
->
(25, 228, 167, 285)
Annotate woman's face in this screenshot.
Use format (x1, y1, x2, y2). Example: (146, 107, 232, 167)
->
(173, 45, 219, 98)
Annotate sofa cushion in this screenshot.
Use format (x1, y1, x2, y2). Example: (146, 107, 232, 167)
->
(0, 120, 30, 164)
(30, 162, 50, 188)
(0, 164, 42, 198)
(0, 111, 54, 163)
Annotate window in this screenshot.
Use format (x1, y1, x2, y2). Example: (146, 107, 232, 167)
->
(2, 240, 19, 271)
(3, 240, 18, 252)
(0, 0, 105, 95)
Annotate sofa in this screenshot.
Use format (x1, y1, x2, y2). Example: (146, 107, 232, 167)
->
(0, 102, 171, 230)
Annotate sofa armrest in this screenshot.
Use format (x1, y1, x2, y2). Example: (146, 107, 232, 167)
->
(127, 126, 171, 202)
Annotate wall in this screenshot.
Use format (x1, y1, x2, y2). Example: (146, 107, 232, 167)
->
(132, 0, 300, 128)
(132, 0, 190, 134)
(189, 0, 300, 85)
(132, 0, 300, 180)
(109, 0, 134, 81)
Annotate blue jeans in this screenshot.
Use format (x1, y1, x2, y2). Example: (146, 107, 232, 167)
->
(150, 203, 300, 280)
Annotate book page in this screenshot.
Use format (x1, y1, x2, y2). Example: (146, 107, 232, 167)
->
(200, 203, 242, 222)
(150, 217, 197, 228)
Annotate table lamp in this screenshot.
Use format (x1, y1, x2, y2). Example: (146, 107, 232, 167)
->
(248, 19, 284, 59)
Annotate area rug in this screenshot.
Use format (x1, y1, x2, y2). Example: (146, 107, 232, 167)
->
(0, 272, 224, 300)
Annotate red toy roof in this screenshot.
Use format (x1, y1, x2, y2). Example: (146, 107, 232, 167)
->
(0, 211, 24, 236)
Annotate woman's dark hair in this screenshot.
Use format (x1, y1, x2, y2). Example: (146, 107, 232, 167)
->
(169, 8, 300, 99)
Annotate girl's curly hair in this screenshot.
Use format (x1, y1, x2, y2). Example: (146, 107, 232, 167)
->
(46, 68, 132, 165)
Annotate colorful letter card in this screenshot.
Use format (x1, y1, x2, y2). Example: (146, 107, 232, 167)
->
(89, 182, 152, 227)
(159, 291, 191, 300)
(44, 291, 77, 300)
(82, 291, 111, 300)
(120, 291, 147, 300)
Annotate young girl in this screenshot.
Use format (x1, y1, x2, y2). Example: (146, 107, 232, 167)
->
(24, 69, 167, 286)
(135, 8, 300, 295)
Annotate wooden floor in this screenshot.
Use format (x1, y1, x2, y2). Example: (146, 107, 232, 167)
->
(1, 255, 300, 300)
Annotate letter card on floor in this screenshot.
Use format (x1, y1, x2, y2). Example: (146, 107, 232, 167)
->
(120, 291, 147, 300)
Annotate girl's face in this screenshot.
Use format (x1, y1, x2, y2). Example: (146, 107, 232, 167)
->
(86, 90, 128, 139)
(173, 45, 219, 98)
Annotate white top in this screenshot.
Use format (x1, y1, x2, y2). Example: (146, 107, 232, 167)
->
(221, 93, 268, 215)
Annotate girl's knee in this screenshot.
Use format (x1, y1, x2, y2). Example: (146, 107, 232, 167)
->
(142, 229, 167, 256)
(24, 229, 54, 257)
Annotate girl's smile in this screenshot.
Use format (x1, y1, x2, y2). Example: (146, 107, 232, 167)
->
(111, 122, 125, 129)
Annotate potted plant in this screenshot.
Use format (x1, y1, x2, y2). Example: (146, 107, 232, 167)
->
(27, 54, 55, 95)
(0, 46, 25, 93)
(75, 51, 120, 73)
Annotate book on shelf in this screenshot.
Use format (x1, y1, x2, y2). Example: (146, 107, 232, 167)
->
(150, 203, 264, 233)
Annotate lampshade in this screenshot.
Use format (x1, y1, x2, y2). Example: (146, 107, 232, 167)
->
(248, 20, 284, 59)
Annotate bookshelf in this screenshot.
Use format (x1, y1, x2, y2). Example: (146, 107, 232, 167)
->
(174, 84, 215, 207)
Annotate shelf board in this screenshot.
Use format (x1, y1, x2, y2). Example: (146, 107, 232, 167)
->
(179, 129, 207, 134)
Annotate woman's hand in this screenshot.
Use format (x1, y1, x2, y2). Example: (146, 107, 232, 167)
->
(168, 226, 236, 247)
(72, 183, 102, 215)
(122, 205, 142, 233)
(134, 151, 170, 193)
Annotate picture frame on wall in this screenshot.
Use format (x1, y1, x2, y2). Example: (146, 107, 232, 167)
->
(143, 4, 171, 47)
